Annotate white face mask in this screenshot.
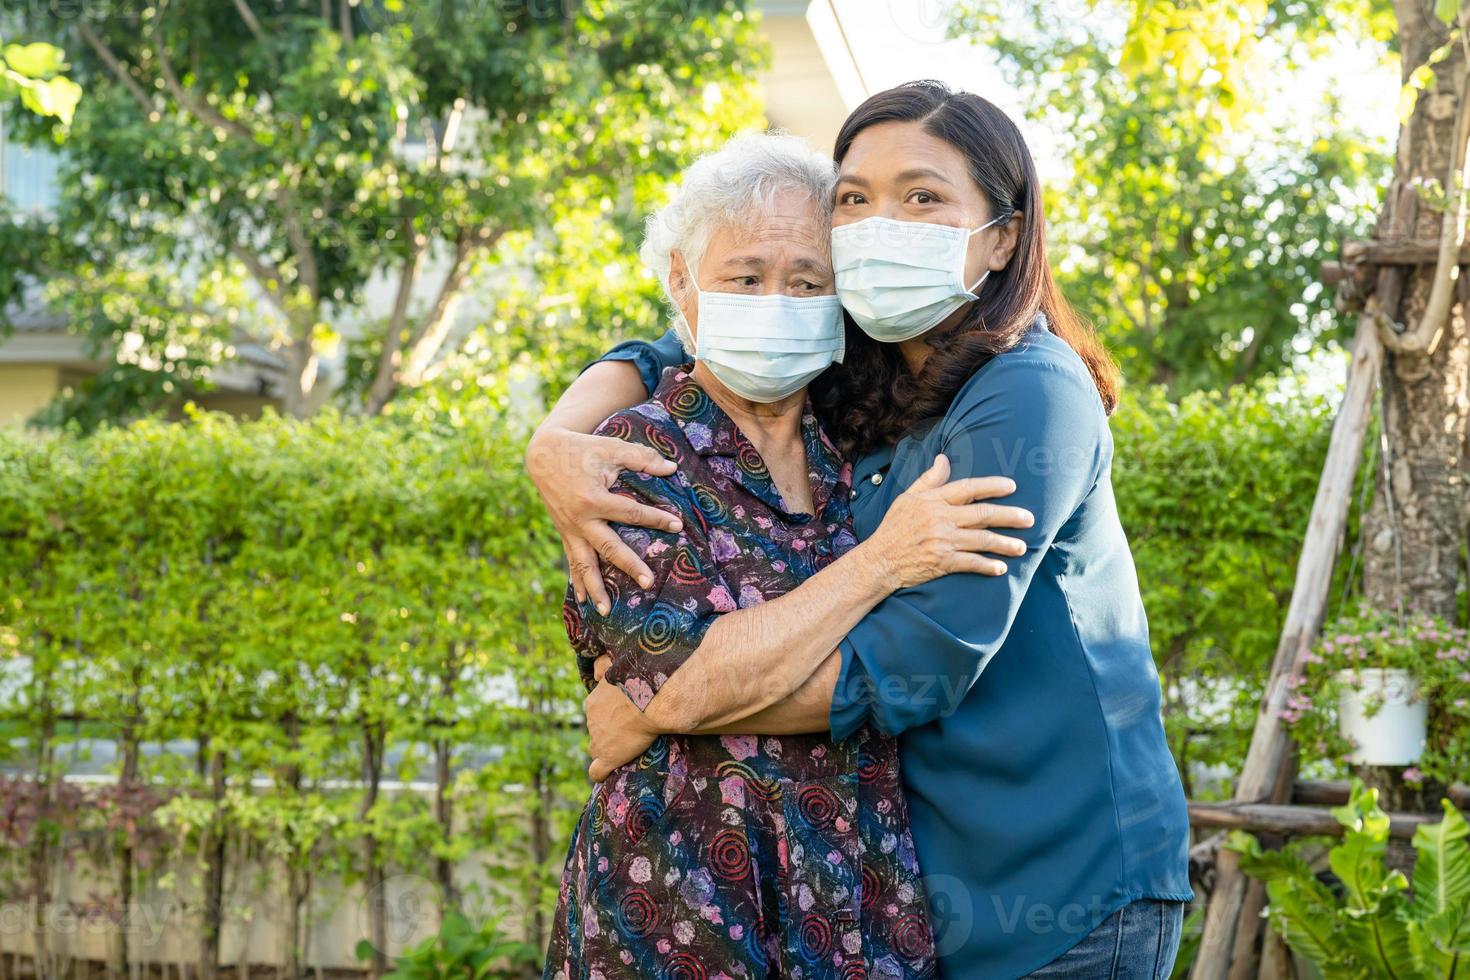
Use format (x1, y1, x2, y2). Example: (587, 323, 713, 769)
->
(831, 212, 1010, 343)
(686, 269, 845, 404)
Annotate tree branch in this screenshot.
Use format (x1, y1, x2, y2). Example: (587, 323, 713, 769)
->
(151, 0, 256, 142)
(275, 191, 320, 307)
(364, 214, 425, 414)
(399, 227, 502, 386)
(229, 243, 301, 329)
(230, 0, 266, 42)
(76, 22, 154, 115)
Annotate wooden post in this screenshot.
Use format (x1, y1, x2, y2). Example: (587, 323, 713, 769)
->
(1190, 313, 1383, 979)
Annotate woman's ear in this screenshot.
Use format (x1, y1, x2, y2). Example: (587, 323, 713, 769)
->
(991, 211, 1025, 270)
(669, 250, 689, 296)
(669, 250, 697, 335)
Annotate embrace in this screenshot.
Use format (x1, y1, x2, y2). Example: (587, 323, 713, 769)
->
(526, 81, 1193, 980)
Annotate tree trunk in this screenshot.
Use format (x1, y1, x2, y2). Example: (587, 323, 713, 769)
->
(114, 723, 140, 980)
(199, 750, 227, 980)
(281, 340, 318, 419)
(280, 712, 304, 980)
(1364, 4, 1469, 621)
(360, 723, 389, 978)
(434, 644, 458, 912)
(1359, 0, 1470, 820)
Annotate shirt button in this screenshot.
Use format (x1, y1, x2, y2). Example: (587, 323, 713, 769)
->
(849, 488, 857, 499)
(871, 472, 884, 486)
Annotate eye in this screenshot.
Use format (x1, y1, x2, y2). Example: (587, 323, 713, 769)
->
(797, 280, 822, 292)
(734, 275, 759, 288)
(907, 190, 939, 205)
(838, 191, 867, 205)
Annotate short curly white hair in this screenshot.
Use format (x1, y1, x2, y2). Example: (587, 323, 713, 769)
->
(639, 131, 837, 354)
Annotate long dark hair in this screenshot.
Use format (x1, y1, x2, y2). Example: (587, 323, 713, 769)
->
(811, 80, 1118, 458)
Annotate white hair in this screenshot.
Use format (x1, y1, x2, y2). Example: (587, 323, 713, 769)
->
(639, 131, 837, 354)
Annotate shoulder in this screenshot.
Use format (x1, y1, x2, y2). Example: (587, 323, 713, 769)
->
(946, 326, 1105, 432)
(591, 390, 701, 512)
(593, 400, 685, 458)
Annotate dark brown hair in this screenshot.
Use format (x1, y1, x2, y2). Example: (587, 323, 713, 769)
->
(811, 80, 1118, 458)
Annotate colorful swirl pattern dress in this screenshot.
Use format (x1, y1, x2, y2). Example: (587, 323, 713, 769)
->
(544, 367, 936, 980)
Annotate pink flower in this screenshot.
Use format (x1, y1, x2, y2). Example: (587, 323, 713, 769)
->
(1402, 767, 1424, 785)
(721, 734, 759, 761)
(706, 584, 737, 612)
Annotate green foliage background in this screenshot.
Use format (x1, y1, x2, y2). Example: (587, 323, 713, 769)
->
(0, 375, 1340, 962)
(1112, 380, 1346, 796)
(0, 406, 582, 961)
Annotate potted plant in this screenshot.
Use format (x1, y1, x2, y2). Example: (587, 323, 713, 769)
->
(1283, 606, 1470, 788)
(1228, 778, 1470, 976)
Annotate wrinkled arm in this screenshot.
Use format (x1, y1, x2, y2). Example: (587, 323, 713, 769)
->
(683, 652, 841, 735)
(643, 541, 893, 734)
(583, 459, 1036, 779)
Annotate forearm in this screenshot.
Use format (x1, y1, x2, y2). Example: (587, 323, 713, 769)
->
(645, 542, 891, 733)
(537, 360, 648, 437)
(683, 652, 840, 736)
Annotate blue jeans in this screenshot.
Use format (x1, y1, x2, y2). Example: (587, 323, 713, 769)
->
(1019, 898, 1185, 978)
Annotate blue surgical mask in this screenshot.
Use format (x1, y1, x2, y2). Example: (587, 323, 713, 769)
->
(689, 274, 844, 404)
(831, 213, 1010, 342)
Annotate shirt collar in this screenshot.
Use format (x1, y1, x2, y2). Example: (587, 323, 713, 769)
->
(650, 366, 843, 520)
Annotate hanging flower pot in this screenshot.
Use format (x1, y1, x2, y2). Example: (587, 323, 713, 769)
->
(1335, 667, 1426, 766)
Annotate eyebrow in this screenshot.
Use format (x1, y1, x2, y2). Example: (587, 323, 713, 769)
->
(718, 253, 769, 270)
(789, 256, 832, 275)
(894, 167, 956, 186)
(835, 167, 957, 190)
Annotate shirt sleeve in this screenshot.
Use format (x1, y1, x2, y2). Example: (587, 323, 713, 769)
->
(561, 417, 732, 710)
(582, 328, 688, 398)
(828, 356, 1107, 740)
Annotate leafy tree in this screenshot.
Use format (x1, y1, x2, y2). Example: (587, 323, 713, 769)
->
(951, 0, 1393, 391)
(2, 0, 764, 427)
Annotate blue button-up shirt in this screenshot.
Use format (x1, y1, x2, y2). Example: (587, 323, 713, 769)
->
(594, 315, 1193, 977)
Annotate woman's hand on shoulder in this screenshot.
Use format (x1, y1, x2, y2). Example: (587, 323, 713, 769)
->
(862, 454, 1033, 590)
(525, 424, 684, 614)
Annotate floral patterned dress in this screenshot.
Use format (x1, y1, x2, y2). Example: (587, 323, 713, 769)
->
(544, 367, 936, 980)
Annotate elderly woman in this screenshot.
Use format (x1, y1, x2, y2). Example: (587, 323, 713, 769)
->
(541, 133, 1030, 980)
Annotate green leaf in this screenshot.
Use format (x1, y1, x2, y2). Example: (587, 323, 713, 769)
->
(1264, 879, 1349, 970)
(1436, 0, 1460, 25)
(1412, 801, 1470, 948)
(17, 75, 82, 124)
(1339, 901, 1429, 979)
(2, 42, 66, 78)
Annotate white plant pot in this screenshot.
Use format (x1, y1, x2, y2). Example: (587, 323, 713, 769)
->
(1335, 668, 1426, 766)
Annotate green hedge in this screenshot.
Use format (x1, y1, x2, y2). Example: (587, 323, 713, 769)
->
(0, 377, 1339, 967)
(1113, 380, 1341, 797)
(0, 407, 582, 971)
